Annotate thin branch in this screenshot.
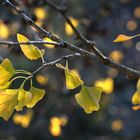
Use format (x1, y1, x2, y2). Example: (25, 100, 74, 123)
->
(31, 53, 81, 76)
(0, 40, 61, 46)
(44, 0, 90, 44)
(1, 0, 140, 78)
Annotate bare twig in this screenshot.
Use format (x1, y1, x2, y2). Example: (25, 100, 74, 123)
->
(0, 40, 61, 46)
(31, 53, 81, 76)
(1, 0, 140, 78)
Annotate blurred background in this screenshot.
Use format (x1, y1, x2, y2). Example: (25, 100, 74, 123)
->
(0, 0, 140, 139)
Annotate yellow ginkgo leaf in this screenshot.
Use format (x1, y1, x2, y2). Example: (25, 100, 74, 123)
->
(15, 89, 32, 111)
(95, 77, 114, 94)
(43, 37, 56, 49)
(75, 85, 103, 113)
(26, 87, 45, 108)
(13, 109, 33, 128)
(0, 58, 15, 86)
(0, 81, 12, 90)
(0, 89, 18, 120)
(56, 62, 83, 89)
(65, 17, 79, 36)
(113, 34, 140, 43)
(137, 78, 140, 92)
(17, 33, 45, 60)
(132, 91, 140, 105)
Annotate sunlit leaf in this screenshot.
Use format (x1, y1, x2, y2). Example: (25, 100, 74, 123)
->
(75, 85, 103, 113)
(95, 77, 114, 94)
(0, 89, 18, 120)
(17, 33, 45, 60)
(13, 109, 33, 128)
(0, 81, 12, 90)
(113, 34, 139, 43)
(65, 17, 79, 36)
(132, 91, 140, 105)
(56, 62, 83, 89)
(15, 88, 32, 111)
(0, 58, 15, 86)
(26, 87, 45, 108)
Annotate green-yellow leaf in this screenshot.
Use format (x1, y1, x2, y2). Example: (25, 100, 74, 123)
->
(0, 89, 18, 120)
(0, 81, 12, 90)
(17, 33, 45, 60)
(75, 85, 103, 113)
(0, 58, 15, 85)
(26, 87, 45, 108)
(15, 89, 32, 111)
(113, 34, 140, 43)
(56, 62, 83, 89)
(132, 91, 140, 105)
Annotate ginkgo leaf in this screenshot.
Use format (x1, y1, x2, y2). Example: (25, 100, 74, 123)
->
(113, 34, 140, 43)
(56, 62, 83, 89)
(17, 33, 45, 60)
(26, 87, 45, 108)
(132, 91, 140, 105)
(0, 89, 18, 120)
(75, 85, 103, 113)
(15, 89, 32, 111)
(0, 81, 12, 90)
(0, 58, 15, 86)
(137, 78, 140, 92)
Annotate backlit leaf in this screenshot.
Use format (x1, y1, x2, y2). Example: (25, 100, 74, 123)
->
(0, 81, 12, 90)
(132, 91, 140, 105)
(15, 89, 32, 111)
(26, 87, 45, 108)
(56, 62, 83, 89)
(0, 89, 18, 120)
(0, 58, 15, 86)
(17, 33, 45, 60)
(75, 85, 103, 113)
(113, 34, 137, 43)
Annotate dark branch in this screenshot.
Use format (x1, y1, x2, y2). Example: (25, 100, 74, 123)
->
(31, 53, 81, 76)
(0, 40, 61, 46)
(1, 0, 140, 78)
